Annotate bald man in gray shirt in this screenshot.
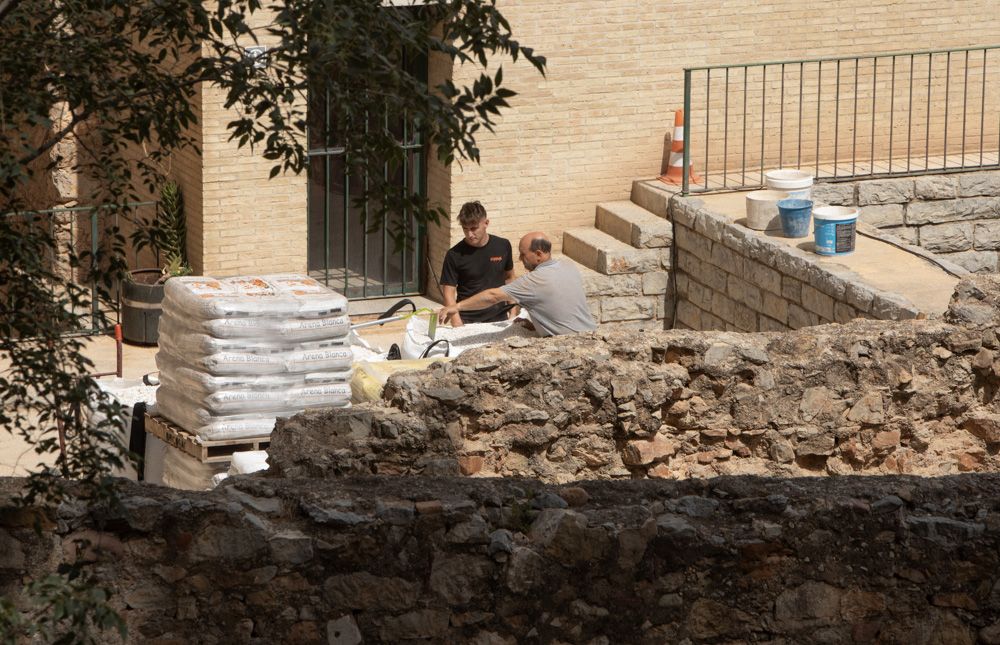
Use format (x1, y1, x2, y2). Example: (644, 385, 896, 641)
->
(436, 232, 597, 337)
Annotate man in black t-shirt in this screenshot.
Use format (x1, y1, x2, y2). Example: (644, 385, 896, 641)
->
(440, 201, 515, 326)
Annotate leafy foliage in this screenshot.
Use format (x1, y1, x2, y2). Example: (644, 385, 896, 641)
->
(0, 0, 542, 640)
(130, 180, 192, 280)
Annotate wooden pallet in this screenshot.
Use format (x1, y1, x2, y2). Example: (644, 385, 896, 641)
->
(144, 414, 270, 464)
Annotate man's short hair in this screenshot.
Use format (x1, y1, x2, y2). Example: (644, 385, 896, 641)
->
(528, 237, 552, 254)
(458, 201, 487, 226)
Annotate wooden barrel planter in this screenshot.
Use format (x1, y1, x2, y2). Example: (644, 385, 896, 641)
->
(121, 269, 165, 345)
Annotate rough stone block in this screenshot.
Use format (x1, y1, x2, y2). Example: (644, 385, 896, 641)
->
(677, 251, 702, 277)
(834, 301, 857, 324)
(758, 315, 789, 332)
(748, 260, 782, 295)
(805, 265, 848, 300)
(919, 222, 973, 253)
(941, 250, 1000, 274)
(771, 246, 813, 277)
(674, 272, 689, 296)
(621, 435, 677, 466)
(675, 225, 712, 262)
(720, 223, 752, 252)
(844, 282, 877, 312)
(693, 209, 727, 243)
(782, 277, 803, 304)
(632, 179, 672, 218)
(788, 303, 819, 329)
(811, 182, 855, 206)
(710, 242, 743, 275)
(860, 204, 905, 228)
(700, 312, 725, 330)
(857, 178, 914, 205)
(958, 171, 1000, 197)
(879, 226, 920, 245)
(870, 292, 920, 320)
(596, 201, 673, 249)
(688, 279, 714, 311)
(712, 291, 737, 324)
(659, 247, 672, 269)
(579, 269, 642, 297)
(734, 303, 757, 331)
(602, 296, 655, 322)
(728, 274, 762, 311)
(905, 196, 999, 225)
(974, 221, 1000, 250)
(914, 176, 957, 200)
(801, 284, 835, 320)
(587, 298, 601, 323)
(701, 263, 729, 292)
(675, 300, 702, 329)
(642, 271, 669, 295)
(762, 291, 789, 324)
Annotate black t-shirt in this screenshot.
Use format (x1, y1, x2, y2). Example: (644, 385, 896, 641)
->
(440, 235, 514, 323)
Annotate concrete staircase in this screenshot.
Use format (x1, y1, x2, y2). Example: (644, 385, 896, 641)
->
(561, 180, 676, 328)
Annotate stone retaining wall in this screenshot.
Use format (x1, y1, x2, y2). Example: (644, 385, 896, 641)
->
(669, 195, 923, 332)
(813, 169, 1000, 273)
(267, 276, 1000, 483)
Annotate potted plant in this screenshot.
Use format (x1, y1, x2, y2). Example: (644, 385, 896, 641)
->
(121, 180, 191, 345)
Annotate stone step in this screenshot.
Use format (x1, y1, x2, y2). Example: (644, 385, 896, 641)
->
(596, 200, 673, 249)
(629, 178, 676, 219)
(562, 227, 665, 275)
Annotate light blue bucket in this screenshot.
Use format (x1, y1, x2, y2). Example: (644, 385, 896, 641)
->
(813, 206, 858, 255)
(777, 199, 813, 238)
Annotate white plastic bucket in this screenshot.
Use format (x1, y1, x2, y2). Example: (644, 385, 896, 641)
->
(745, 189, 789, 231)
(765, 169, 813, 201)
(813, 206, 858, 255)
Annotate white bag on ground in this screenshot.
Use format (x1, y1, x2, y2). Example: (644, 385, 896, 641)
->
(229, 450, 269, 475)
(401, 316, 536, 360)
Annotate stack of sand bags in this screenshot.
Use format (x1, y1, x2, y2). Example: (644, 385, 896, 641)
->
(155, 274, 352, 441)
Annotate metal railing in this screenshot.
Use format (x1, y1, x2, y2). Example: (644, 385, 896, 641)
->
(1, 202, 155, 335)
(681, 45, 1000, 194)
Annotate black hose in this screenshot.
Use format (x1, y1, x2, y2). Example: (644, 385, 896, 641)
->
(378, 298, 416, 320)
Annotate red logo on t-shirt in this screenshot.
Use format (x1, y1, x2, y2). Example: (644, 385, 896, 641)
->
(490, 256, 503, 262)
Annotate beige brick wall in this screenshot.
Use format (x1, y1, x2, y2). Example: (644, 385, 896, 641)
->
(177, 1, 1000, 290)
(191, 10, 308, 278)
(435, 0, 1000, 271)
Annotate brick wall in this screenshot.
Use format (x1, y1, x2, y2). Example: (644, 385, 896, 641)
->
(438, 0, 1000, 282)
(172, 1, 1000, 287)
(813, 170, 1000, 274)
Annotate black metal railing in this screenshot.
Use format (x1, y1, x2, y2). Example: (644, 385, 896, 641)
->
(1, 202, 155, 335)
(682, 45, 1000, 194)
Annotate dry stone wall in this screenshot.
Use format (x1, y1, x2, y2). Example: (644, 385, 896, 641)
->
(5, 470, 1000, 643)
(267, 276, 1000, 485)
(670, 195, 925, 332)
(813, 169, 1000, 273)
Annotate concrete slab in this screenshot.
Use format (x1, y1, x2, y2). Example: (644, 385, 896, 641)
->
(697, 191, 962, 316)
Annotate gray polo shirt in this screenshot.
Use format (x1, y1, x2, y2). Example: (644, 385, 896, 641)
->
(500, 259, 597, 336)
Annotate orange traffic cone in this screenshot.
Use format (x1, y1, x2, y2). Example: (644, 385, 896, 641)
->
(659, 109, 701, 185)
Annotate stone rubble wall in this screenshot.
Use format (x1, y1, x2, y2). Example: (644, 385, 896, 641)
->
(813, 169, 1000, 273)
(267, 276, 1000, 484)
(670, 195, 925, 332)
(6, 474, 1000, 644)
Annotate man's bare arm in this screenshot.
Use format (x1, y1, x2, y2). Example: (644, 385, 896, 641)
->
(437, 288, 515, 324)
(440, 284, 464, 327)
(503, 269, 520, 318)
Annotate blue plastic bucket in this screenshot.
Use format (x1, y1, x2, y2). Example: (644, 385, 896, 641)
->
(777, 199, 813, 238)
(813, 206, 858, 255)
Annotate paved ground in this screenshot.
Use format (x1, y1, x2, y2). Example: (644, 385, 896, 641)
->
(698, 191, 961, 315)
